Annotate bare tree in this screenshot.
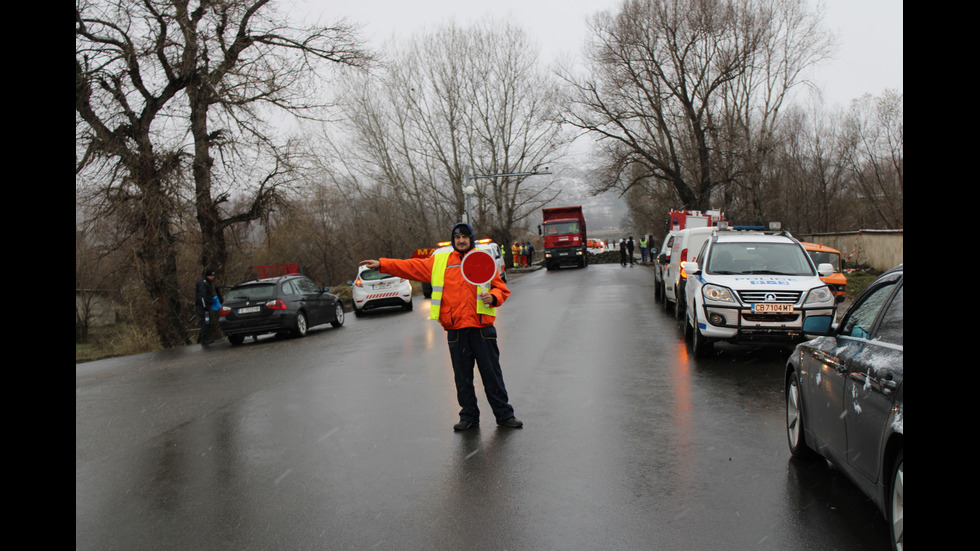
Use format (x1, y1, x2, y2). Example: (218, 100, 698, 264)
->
(559, 0, 832, 215)
(76, 0, 190, 345)
(179, 0, 370, 275)
(328, 19, 570, 252)
(714, 0, 835, 222)
(841, 90, 903, 228)
(76, 0, 370, 346)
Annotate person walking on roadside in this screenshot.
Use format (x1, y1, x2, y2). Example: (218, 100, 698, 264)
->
(619, 238, 628, 267)
(512, 241, 520, 268)
(195, 269, 217, 346)
(360, 222, 523, 432)
(627, 236, 635, 267)
(640, 235, 649, 264)
(525, 242, 535, 266)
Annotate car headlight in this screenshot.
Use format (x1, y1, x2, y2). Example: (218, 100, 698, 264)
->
(702, 284, 736, 304)
(804, 285, 834, 306)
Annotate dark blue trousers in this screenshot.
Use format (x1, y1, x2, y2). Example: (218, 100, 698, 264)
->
(447, 326, 515, 423)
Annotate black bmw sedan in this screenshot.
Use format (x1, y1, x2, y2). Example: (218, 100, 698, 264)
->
(219, 275, 345, 345)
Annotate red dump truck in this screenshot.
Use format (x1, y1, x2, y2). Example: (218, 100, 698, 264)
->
(539, 206, 588, 270)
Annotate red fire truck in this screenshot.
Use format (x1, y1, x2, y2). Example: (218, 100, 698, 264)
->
(664, 209, 725, 232)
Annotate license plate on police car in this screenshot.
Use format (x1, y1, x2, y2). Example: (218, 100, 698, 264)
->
(752, 303, 794, 313)
(238, 306, 261, 314)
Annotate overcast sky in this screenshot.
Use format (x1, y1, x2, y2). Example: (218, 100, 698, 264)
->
(294, 0, 902, 109)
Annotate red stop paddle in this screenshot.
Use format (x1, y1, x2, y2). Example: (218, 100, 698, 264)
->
(460, 249, 497, 286)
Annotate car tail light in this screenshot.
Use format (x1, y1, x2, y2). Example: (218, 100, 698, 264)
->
(354, 277, 363, 287)
(680, 249, 688, 279)
(266, 299, 287, 310)
(219, 306, 231, 317)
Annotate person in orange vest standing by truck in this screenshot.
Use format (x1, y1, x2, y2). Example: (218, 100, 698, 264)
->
(360, 222, 523, 431)
(512, 241, 521, 268)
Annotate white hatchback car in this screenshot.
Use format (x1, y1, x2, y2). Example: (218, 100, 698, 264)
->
(351, 264, 413, 317)
(683, 231, 837, 356)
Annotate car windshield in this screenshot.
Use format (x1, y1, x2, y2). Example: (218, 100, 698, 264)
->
(806, 250, 841, 271)
(359, 268, 395, 281)
(706, 242, 814, 276)
(543, 222, 579, 234)
(226, 283, 276, 301)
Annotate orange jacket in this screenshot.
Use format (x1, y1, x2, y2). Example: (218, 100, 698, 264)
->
(380, 252, 510, 331)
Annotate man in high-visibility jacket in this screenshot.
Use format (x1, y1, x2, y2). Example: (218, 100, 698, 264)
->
(511, 241, 520, 268)
(360, 222, 523, 431)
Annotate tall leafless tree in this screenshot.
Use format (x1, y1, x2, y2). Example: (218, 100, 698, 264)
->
(558, 0, 833, 216)
(76, 0, 370, 346)
(841, 90, 903, 228)
(326, 19, 571, 252)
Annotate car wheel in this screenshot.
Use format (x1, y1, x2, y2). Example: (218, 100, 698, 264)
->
(354, 306, 364, 317)
(403, 298, 413, 311)
(228, 335, 244, 345)
(331, 301, 345, 327)
(889, 450, 904, 551)
(786, 369, 816, 459)
(692, 323, 713, 357)
(674, 291, 685, 321)
(655, 280, 662, 301)
(422, 282, 432, 299)
(293, 311, 308, 337)
(689, 307, 713, 357)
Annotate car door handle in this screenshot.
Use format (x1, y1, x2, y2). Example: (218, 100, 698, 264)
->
(828, 359, 847, 374)
(849, 372, 898, 396)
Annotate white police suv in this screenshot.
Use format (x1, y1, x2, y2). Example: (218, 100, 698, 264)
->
(683, 230, 837, 356)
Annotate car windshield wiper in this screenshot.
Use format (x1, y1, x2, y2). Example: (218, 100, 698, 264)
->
(744, 269, 792, 275)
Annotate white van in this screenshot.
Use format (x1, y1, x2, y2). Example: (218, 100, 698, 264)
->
(663, 226, 718, 318)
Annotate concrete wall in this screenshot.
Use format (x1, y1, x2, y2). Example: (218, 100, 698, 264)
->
(797, 230, 903, 272)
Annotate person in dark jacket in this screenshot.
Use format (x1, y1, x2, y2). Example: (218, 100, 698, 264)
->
(195, 270, 216, 345)
(619, 238, 628, 267)
(627, 236, 635, 267)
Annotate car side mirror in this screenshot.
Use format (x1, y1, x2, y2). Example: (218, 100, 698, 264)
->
(817, 263, 834, 277)
(686, 261, 700, 274)
(803, 315, 834, 336)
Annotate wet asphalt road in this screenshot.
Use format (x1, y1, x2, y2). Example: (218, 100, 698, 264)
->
(76, 263, 891, 550)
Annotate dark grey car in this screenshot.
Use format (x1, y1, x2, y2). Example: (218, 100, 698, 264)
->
(785, 264, 903, 550)
(219, 275, 345, 344)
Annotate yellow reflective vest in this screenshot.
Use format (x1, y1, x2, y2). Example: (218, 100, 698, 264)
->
(429, 251, 496, 321)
